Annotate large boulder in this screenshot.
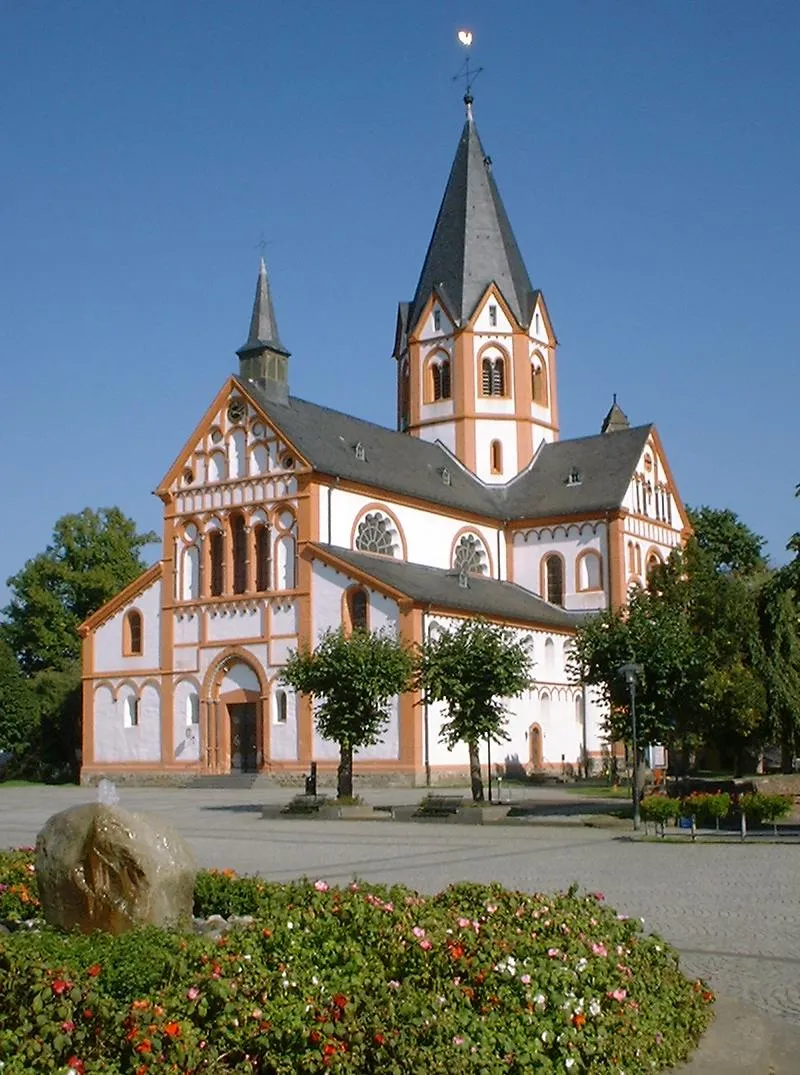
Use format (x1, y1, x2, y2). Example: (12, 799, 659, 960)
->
(35, 803, 196, 934)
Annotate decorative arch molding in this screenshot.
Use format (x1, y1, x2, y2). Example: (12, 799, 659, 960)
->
(575, 549, 604, 592)
(423, 348, 453, 403)
(449, 526, 493, 577)
(113, 678, 143, 702)
(540, 552, 567, 606)
(349, 503, 408, 560)
(201, 648, 269, 703)
(644, 545, 665, 576)
(513, 521, 601, 544)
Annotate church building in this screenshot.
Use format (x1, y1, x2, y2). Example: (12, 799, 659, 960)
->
(79, 96, 688, 785)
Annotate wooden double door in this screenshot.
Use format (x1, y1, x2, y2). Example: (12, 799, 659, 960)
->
(229, 702, 258, 773)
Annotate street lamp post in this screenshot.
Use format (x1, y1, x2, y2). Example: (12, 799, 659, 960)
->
(618, 663, 644, 831)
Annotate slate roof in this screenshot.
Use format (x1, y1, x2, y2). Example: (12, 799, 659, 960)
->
(311, 545, 582, 629)
(239, 378, 499, 517)
(239, 376, 651, 522)
(237, 259, 288, 357)
(502, 426, 652, 519)
(407, 111, 535, 333)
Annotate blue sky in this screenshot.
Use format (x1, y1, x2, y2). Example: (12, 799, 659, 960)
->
(2, 1, 798, 600)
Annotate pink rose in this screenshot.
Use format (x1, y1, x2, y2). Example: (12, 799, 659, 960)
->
(314, 880, 329, 892)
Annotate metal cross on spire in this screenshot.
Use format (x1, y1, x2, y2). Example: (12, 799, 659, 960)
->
(453, 29, 483, 116)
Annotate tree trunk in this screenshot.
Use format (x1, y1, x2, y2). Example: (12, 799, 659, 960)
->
(337, 743, 353, 800)
(468, 741, 484, 802)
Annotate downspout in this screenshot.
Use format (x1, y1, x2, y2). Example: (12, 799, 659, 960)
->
(422, 608, 431, 787)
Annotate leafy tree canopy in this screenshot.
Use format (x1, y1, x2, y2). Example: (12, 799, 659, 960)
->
(1, 508, 157, 675)
(0, 640, 39, 762)
(687, 505, 766, 574)
(417, 619, 533, 801)
(281, 628, 415, 798)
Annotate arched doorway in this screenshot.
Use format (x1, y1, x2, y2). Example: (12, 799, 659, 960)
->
(528, 724, 543, 771)
(203, 655, 267, 774)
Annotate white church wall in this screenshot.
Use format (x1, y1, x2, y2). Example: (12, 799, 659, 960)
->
(325, 486, 503, 577)
(414, 422, 457, 455)
(174, 610, 200, 645)
(270, 682, 297, 761)
(93, 680, 162, 763)
(94, 576, 161, 674)
(474, 420, 518, 484)
(205, 605, 262, 643)
(511, 522, 609, 612)
(173, 677, 201, 762)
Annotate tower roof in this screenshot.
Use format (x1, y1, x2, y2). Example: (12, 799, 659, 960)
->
(408, 104, 535, 333)
(601, 395, 631, 434)
(237, 258, 289, 358)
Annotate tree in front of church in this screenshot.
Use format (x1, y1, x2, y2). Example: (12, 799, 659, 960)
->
(0, 639, 40, 771)
(281, 628, 415, 800)
(416, 620, 533, 802)
(687, 505, 766, 574)
(1, 507, 158, 676)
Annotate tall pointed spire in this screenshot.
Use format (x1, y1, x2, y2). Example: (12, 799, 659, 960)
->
(237, 259, 290, 405)
(408, 103, 534, 332)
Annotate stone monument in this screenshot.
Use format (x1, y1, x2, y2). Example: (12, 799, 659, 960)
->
(35, 792, 196, 935)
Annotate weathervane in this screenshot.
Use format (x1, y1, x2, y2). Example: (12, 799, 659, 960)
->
(453, 29, 483, 112)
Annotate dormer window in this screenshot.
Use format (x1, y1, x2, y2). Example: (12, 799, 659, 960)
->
(566, 467, 582, 487)
(433, 309, 441, 332)
(441, 467, 452, 486)
(489, 304, 498, 327)
(354, 441, 366, 461)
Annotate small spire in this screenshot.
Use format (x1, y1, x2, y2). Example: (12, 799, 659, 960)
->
(238, 258, 287, 358)
(601, 396, 630, 434)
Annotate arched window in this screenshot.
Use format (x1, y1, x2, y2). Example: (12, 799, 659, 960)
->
(355, 512, 398, 557)
(181, 545, 200, 600)
(231, 513, 247, 594)
(543, 555, 564, 606)
(275, 534, 296, 590)
(122, 693, 139, 727)
(531, 359, 548, 405)
(575, 695, 583, 725)
(635, 545, 642, 575)
(431, 363, 441, 401)
(428, 357, 451, 402)
(254, 524, 271, 592)
(490, 440, 503, 475)
(439, 358, 451, 399)
(208, 451, 226, 483)
(481, 356, 506, 396)
(540, 691, 551, 722)
(275, 689, 288, 724)
(346, 587, 369, 632)
(577, 551, 603, 591)
(646, 551, 662, 579)
(543, 640, 555, 675)
(123, 610, 143, 656)
(209, 529, 224, 597)
(453, 533, 487, 575)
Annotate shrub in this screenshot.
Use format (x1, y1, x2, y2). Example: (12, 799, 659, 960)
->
(740, 792, 793, 832)
(640, 795, 681, 828)
(681, 792, 731, 828)
(0, 848, 40, 921)
(0, 853, 713, 1074)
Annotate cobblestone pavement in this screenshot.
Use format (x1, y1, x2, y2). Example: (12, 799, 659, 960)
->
(3, 785, 799, 1030)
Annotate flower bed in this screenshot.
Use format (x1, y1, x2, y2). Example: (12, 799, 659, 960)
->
(0, 849, 713, 1073)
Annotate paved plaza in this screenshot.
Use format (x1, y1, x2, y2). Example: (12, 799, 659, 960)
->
(2, 784, 799, 1041)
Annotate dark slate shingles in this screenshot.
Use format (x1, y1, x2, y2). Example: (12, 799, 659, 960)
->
(314, 545, 583, 629)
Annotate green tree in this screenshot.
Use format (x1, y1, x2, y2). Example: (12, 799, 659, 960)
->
(281, 628, 415, 799)
(567, 585, 700, 751)
(416, 619, 533, 802)
(687, 505, 766, 573)
(0, 640, 39, 767)
(1, 508, 157, 675)
(33, 666, 83, 782)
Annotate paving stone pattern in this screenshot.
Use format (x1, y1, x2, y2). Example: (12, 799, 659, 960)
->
(2, 786, 799, 1030)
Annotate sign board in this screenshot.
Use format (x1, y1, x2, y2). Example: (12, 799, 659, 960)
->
(650, 744, 667, 769)
(678, 816, 693, 830)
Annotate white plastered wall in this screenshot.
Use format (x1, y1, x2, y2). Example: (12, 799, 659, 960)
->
(93, 679, 162, 763)
(93, 576, 161, 674)
(511, 522, 609, 612)
(322, 486, 503, 579)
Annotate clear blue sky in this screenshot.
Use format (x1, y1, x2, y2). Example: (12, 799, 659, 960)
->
(2, 1, 798, 600)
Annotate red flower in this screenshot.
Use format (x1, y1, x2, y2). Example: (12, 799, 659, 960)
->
(61, 1020, 76, 1033)
(82, 1010, 93, 1020)
(86, 963, 102, 978)
(51, 979, 70, 996)
(135, 1040, 152, 1054)
(164, 1021, 181, 1038)
(322, 1043, 337, 1057)
(572, 1012, 586, 1028)
(373, 1032, 385, 1046)
(449, 944, 465, 960)
(332, 993, 348, 1009)
(66, 1058, 85, 1075)
(309, 1030, 322, 1044)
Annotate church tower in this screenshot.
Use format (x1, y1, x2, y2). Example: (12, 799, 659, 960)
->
(394, 97, 558, 484)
